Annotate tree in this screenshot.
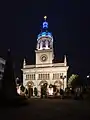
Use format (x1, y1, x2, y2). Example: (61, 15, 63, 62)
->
(72, 75, 85, 88)
(68, 74, 85, 88)
(20, 85, 25, 92)
(68, 74, 79, 88)
(2, 49, 17, 99)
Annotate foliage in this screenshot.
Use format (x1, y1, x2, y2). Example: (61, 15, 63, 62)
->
(68, 74, 85, 88)
(20, 85, 25, 92)
(68, 74, 84, 88)
(68, 74, 79, 87)
(2, 50, 17, 97)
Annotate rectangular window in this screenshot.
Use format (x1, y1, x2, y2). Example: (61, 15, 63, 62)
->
(26, 74, 29, 80)
(39, 74, 40, 79)
(38, 74, 41, 80)
(43, 74, 46, 80)
(46, 74, 48, 80)
(45, 74, 47, 80)
(32, 74, 33, 80)
(28, 75, 29, 79)
(53, 74, 54, 80)
(29, 74, 31, 80)
(53, 73, 60, 80)
(34, 74, 35, 80)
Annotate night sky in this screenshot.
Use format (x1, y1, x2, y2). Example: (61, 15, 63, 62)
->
(0, 0, 90, 79)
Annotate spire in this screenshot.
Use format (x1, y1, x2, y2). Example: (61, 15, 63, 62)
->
(44, 16, 47, 21)
(64, 55, 67, 66)
(37, 16, 53, 50)
(23, 58, 26, 68)
(43, 16, 48, 30)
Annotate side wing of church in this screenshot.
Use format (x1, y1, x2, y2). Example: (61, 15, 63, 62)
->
(21, 16, 69, 97)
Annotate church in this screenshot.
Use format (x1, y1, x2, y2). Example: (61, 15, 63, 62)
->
(21, 16, 69, 97)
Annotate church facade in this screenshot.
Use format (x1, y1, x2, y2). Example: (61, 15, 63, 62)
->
(22, 16, 69, 96)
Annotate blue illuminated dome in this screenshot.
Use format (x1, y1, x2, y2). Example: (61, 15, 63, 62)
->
(37, 16, 53, 40)
(36, 16, 53, 50)
(37, 32, 52, 40)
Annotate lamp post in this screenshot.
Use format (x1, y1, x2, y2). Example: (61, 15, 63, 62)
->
(60, 75, 66, 89)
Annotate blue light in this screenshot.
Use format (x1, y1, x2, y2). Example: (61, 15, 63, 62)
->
(43, 22, 48, 29)
(42, 32, 46, 36)
(37, 32, 52, 40)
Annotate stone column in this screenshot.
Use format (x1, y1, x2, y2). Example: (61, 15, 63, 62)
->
(45, 40, 48, 49)
(40, 41, 43, 50)
(47, 85, 49, 96)
(64, 78, 67, 90)
(37, 42, 39, 49)
(37, 86, 41, 97)
(33, 87, 35, 97)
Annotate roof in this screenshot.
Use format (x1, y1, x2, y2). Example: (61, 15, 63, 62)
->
(22, 63, 67, 69)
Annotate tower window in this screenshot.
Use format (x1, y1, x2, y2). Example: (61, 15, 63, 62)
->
(39, 43, 40, 49)
(26, 74, 29, 80)
(48, 41, 50, 48)
(42, 40, 46, 48)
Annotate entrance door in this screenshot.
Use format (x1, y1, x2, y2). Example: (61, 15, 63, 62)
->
(28, 87, 33, 98)
(41, 83, 47, 98)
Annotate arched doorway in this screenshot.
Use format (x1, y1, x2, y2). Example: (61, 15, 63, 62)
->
(26, 81, 34, 98)
(54, 80, 63, 88)
(39, 81, 48, 98)
(54, 80, 63, 95)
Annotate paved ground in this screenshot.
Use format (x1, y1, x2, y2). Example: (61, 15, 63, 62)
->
(0, 99, 90, 120)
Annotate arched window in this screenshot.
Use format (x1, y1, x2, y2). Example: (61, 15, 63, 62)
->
(50, 41, 52, 49)
(42, 40, 46, 48)
(48, 41, 50, 48)
(39, 43, 40, 49)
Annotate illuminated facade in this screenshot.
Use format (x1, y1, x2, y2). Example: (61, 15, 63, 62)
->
(22, 16, 69, 96)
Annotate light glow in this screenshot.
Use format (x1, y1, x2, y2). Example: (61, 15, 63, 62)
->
(87, 75, 89, 78)
(48, 88, 53, 95)
(44, 16, 47, 20)
(17, 86, 21, 94)
(43, 22, 48, 28)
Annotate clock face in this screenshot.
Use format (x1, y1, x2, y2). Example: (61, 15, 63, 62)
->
(40, 54, 48, 62)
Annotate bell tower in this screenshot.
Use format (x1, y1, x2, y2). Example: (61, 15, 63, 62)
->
(35, 16, 54, 65)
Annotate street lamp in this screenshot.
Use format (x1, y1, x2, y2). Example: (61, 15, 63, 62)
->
(87, 75, 89, 78)
(60, 75, 66, 89)
(87, 75, 90, 88)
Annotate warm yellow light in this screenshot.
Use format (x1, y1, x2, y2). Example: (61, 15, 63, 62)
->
(44, 16, 47, 20)
(48, 88, 53, 95)
(17, 86, 21, 94)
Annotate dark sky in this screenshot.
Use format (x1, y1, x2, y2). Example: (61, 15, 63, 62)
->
(0, 0, 90, 79)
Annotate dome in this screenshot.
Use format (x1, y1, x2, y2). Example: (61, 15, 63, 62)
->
(37, 32, 53, 40)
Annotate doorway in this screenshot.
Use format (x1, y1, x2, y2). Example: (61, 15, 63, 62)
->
(28, 87, 33, 98)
